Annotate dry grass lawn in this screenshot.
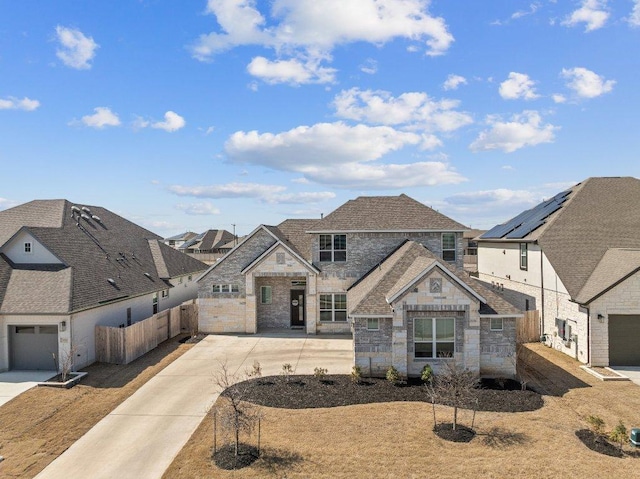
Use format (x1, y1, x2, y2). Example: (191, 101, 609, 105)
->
(0, 336, 193, 478)
(165, 343, 640, 478)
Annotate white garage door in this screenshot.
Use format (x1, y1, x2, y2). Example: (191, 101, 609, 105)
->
(10, 325, 59, 370)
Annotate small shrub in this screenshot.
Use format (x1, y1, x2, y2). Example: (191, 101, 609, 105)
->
(247, 361, 262, 378)
(421, 364, 434, 384)
(313, 367, 328, 380)
(609, 420, 628, 451)
(386, 366, 401, 384)
(350, 365, 362, 384)
(585, 415, 605, 436)
(280, 363, 294, 382)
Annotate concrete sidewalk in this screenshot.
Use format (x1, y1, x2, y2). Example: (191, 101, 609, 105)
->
(0, 371, 56, 408)
(36, 333, 352, 479)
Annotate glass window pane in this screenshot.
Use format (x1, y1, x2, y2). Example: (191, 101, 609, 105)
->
(319, 251, 332, 262)
(414, 318, 432, 341)
(333, 251, 346, 262)
(442, 250, 456, 262)
(436, 318, 455, 341)
(334, 235, 346, 250)
(415, 342, 433, 358)
(335, 311, 347, 322)
(436, 342, 455, 357)
(319, 235, 332, 250)
(367, 318, 379, 330)
(231, 284, 239, 293)
(320, 311, 333, 322)
(334, 294, 347, 310)
(490, 317, 503, 330)
(320, 295, 332, 310)
(221, 285, 230, 293)
(442, 233, 455, 250)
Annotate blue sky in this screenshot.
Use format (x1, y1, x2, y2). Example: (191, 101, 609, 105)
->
(1, 1, 638, 236)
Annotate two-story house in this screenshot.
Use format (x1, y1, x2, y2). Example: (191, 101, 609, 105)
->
(477, 177, 640, 367)
(0, 200, 207, 372)
(198, 194, 521, 378)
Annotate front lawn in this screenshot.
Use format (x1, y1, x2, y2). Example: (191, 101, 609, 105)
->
(164, 343, 640, 478)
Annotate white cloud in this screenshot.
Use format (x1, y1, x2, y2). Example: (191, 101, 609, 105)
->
(191, 0, 454, 83)
(442, 74, 467, 91)
(630, 0, 640, 26)
(0, 96, 40, 111)
(0, 198, 19, 210)
(552, 93, 567, 103)
(176, 202, 221, 215)
(360, 58, 378, 75)
(291, 177, 310, 184)
(152, 111, 186, 132)
(562, 0, 609, 32)
(168, 182, 335, 204)
(561, 67, 615, 98)
(470, 111, 557, 153)
(511, 2, 541, 20)
(499, 72, 540, 100)
(247, 56, 336, 84)
(333, 88, 473, 132)
(55, 26, 99, 69)
(223, 121, 465, 188)
(501, 165, 515, 171)
(77, 107, 121, 129)
(169, 182, 287, 199)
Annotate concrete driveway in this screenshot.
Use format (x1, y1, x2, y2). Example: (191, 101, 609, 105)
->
(608, 366, 640, 386)
(36, 332, 352, 479)
(0, 371, 56, 407)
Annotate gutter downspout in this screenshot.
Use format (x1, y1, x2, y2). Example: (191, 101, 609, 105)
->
(539, 242, 545, 336)
(585, 306, 590, 365)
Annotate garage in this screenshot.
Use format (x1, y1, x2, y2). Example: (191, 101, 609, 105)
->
(608, 315, 640, 366)
(10, 325, 59, 370)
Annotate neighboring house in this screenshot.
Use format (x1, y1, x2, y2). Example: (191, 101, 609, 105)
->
(163, 231, 198, 249)
(463, 229, 485, 273)
(198, 194, 522, 378)
(477, 177, 640, 367)
(178, 229, 237, 264)
(0, 200, 208, 372)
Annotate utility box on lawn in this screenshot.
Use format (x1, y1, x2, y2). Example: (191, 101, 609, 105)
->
(631, 428, 640, 447)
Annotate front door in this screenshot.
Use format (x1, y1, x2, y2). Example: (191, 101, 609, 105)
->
(290, 290, 305, 327)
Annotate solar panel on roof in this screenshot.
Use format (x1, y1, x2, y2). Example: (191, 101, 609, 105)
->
(481, 189, 572, 239)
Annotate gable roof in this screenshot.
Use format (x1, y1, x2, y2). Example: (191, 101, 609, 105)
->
(164, 231, 197, 242)
(179, 229, 235, 251)
(574, 248, 640, 304)
(348, 241, 520, 317)
(309, 194, 468, 232)
(276, 219, 320, 262)
(241, 240, 320, 275)
(0, 200, 207, 314)
(480, 177, 640, 298)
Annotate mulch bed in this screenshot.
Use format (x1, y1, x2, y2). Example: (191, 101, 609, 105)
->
(223, 376, 543, 413)
(213, 443, 260, 470)
(433, 423, 476, 443)
(575, 429, 624, 458)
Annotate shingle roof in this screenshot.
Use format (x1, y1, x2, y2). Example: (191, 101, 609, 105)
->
(479, 177, 640, 298)
(164, 231, 197, 242)
(178, 229, 235, 251)
(309, 194, 468, 232)
(349, 241, 520, 316)
(276, 219, 320, 261)
(0, 200, 208, 313)
(574, 248, 640, 304)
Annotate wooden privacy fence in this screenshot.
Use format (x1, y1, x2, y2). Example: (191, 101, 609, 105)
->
(96, 302, 198, 364)
(516, 310, 541, 344)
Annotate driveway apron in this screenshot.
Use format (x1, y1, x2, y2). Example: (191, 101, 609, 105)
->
(36, 333, 352, 479)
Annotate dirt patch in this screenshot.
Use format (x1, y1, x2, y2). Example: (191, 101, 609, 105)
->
(0, 335, 193, 479)
(433, 423, 476, 442)
(575, 429, 624, 457)
(223, 375, 543, 413)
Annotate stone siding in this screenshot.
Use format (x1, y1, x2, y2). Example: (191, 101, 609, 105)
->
(479, 317, 517, 377)
(353, 317, 393, 376)
(198, 297, 246, 333)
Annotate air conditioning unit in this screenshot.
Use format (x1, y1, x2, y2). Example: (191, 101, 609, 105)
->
(631, 428, 640, 447)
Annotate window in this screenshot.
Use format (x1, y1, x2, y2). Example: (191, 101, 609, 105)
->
(490, 317, 503, 331)
(367, 318, 379, 330)
(319, 234, 347, 262)
(152, 292, 158, 314)
(556, 318, 571, 341)
(15, 326, 35, 334)
(260, 286, 272, 304)
(442, 233, 456, 262)
(520, 243, 528, 270)
(320, 294, 347, 322)
(213, 284, 239, 293)
(414, 317, 455, 358)
(24, 242, 32, 253)
(161, 289, 170, 298)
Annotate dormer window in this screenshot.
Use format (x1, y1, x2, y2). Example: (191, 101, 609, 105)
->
(24, 242, 32, 253)
(319, 234, 346, 262)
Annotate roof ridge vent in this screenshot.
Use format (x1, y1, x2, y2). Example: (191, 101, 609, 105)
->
(81, 213, 91, 221)
(91, 215, 101, 222)
(107, 278, 116, 286)
(81, 206, 92, 214)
